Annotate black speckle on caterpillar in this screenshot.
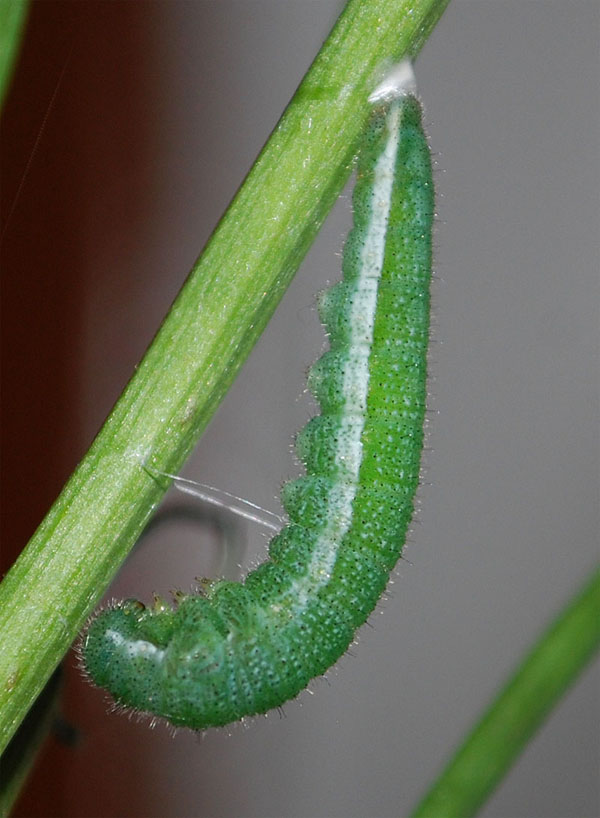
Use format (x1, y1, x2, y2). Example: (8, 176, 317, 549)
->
(82, 89, 434, 730)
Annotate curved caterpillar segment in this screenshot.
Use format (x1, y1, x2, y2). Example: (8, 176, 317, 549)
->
(82, 94, 434, 730)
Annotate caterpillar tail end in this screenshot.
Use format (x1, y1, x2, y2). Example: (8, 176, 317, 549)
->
(368, 58, 417, 103)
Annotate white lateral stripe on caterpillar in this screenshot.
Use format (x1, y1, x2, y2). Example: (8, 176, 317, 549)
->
(291, 101, 403, 609)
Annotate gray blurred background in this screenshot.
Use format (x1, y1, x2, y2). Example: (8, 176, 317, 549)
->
(2, 1, 598, 816)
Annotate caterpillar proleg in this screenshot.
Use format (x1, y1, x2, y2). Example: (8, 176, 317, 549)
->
(82, 89, 434, 730)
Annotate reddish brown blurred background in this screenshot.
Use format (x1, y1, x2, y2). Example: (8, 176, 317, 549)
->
(2, 3, 159, 813)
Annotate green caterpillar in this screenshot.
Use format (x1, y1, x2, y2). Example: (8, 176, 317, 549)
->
(82, 92, 434, 730)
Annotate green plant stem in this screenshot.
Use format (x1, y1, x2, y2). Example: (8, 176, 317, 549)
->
(0, 0, 451, 753)
(410, 565, 600, 818)
(0, 0, 29, 111)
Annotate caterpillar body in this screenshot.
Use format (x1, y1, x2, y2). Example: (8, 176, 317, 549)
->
(83, 93, 433, 730)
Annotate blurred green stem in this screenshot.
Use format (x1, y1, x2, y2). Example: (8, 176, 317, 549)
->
(0, 0, 29, 110)
(410, 565, 600, 817)
(0, 671, 63, 817)
(0, 0, 451, 754)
